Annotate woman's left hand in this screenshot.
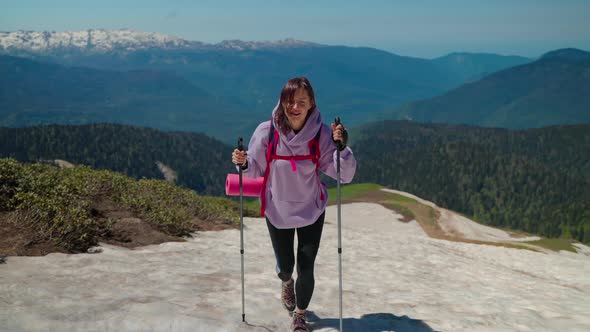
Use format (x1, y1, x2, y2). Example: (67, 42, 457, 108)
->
(331, 122, 348, 148)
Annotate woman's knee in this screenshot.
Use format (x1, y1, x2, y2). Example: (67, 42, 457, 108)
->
(297, 244, 320, 270)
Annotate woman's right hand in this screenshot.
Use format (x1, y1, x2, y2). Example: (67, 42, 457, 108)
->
(232, 149, 248, 166)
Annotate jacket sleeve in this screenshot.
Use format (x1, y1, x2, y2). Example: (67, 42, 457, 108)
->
(318, 124, 356, 183)
(235, 121, 270, 178)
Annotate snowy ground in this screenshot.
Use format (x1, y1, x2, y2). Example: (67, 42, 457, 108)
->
(1, 200, 589, 332)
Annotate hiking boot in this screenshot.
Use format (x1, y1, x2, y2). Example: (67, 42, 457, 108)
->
(281, 279, 296, 312)
(291, 312, 310, 332)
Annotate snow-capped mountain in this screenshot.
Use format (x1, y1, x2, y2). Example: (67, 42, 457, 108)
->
(0, 29, 197, 52)
(0, 29, 316, 53)
(215, 38, 316, 50)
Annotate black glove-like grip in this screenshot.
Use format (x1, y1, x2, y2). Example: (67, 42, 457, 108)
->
(333, 117, 348, 151)
(237, 137, 247, 170)
(339, 129, 348, 151)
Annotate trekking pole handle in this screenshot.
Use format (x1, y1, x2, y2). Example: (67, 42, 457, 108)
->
(334, 117, 343, 150)
(237, 137, 244, 151)
(237, 137, 246, 170)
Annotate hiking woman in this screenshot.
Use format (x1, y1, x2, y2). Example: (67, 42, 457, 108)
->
(231, 76, 356, 331)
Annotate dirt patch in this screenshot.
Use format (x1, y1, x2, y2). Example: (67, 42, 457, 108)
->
(0, 212, 67, 256)
(191, 216, 238, 232)
(1, 196, 238, 257)
(92, 195, 238, 248)
(98, 217, 184, 248)
(89, 195, 178, 248)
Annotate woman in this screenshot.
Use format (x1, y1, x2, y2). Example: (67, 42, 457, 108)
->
(232, 77, 356, 331)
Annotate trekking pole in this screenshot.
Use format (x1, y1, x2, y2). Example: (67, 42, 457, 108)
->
(238, 137, 246, 323)
(334, 117, 343, 331)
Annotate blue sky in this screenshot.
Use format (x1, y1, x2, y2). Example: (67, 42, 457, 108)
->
(1, 0, 589, 58)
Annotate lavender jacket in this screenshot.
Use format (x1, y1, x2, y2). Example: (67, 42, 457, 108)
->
(241, 103, 357, 229)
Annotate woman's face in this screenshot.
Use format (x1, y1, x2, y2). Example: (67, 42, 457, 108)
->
(283, 88, 312, 131)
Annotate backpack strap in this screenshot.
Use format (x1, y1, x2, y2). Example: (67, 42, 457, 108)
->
(310, 128, 324, 201)
(260, 121, 277, 217)
(309, 127, 322, 175)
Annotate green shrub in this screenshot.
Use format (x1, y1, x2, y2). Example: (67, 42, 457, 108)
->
(0, 158, 241, 252)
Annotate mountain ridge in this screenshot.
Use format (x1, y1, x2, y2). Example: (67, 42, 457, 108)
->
(0, 29, 318, 53)
(391, 48, 590, 128)
(0, 54, 250, 140)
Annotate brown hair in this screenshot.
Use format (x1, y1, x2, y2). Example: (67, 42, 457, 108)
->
(274, 77, 316, 134)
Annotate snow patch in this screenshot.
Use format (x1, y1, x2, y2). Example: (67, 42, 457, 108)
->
(155, 161, 177, 183)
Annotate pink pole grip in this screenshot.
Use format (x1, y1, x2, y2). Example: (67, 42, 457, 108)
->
(225, 173, 264, 197)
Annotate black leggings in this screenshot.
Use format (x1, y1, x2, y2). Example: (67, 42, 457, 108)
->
(266, 211, 325, 310)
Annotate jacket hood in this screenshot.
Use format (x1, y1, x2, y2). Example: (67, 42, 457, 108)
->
(271, 100, 323, 146)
